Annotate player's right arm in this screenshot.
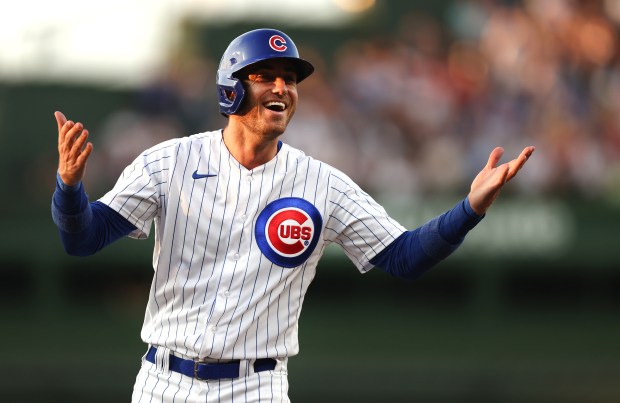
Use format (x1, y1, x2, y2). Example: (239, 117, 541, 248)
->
(52, 111, 136, 256)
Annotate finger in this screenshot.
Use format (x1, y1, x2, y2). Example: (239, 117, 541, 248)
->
(58, 122, 74, 155)
(75, 142, 94, 166)
(59, 120, 75, 147)
(55, 111, 67, 133)
(70, 128, 90, 157)
(63, 121, 84, 149)
(58, 118, 73, 146)
(506, 146, 535, 180)
(486, 147, 505, 169)
(516, 146, 535, 162)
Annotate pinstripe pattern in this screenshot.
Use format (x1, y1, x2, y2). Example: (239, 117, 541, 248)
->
(99, 130, 405, 363)
(131, 360, 290, 402)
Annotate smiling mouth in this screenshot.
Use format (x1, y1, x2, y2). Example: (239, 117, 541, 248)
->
(264, 101, 286, 112)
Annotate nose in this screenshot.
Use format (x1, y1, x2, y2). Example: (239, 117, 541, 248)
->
(272, 77, 287, 95)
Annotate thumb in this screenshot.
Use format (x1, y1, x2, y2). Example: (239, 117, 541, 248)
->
(486, 147, 505, 170)
(54, 111, 67, 132)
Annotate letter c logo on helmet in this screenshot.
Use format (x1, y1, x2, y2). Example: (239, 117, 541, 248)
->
(216, 28, 315, 116)
(269, 35, 287, 52)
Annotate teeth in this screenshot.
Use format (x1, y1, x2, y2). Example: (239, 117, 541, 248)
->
(265, 101, 286, 111)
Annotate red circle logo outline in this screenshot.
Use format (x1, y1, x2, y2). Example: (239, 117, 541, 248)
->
(266, 208, 314, 257)
(269, 35, 287, 52)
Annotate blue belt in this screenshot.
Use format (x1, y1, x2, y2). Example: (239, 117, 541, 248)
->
(145, 346, 277, 380)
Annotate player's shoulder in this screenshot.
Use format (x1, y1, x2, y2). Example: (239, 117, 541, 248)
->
(280, 142, 327, 171)
(176, 130, 222, 151)
(280, 142, 362, 190)
(169, 130, 220, 148)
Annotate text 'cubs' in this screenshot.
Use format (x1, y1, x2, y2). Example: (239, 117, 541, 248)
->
(255, 197, 322, 268)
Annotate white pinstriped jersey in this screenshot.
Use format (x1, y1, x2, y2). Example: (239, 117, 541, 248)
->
(99, 130, 405, 360)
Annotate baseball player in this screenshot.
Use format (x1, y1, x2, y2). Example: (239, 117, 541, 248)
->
(52, 28, 534, 402)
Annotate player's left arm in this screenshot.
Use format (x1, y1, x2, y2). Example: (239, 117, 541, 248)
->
(372, 146, 534, 279)
(371, 196, 481, 280)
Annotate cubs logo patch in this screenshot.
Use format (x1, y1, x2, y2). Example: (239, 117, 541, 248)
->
(269, 35, 287, 52)
(255, 197, 322, 268)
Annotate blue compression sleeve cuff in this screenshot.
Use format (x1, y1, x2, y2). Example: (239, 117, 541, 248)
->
(51, 173, 92, 233)
(436, 196, 483, 244)
(370, 197, 483, 280)
(51, 174, 136, 256)
(57, 201, 137, 256)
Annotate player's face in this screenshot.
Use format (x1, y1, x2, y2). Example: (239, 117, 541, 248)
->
(234, 60, 298, 137)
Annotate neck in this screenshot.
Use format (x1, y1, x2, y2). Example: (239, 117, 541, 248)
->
(222, 124, 280, 170)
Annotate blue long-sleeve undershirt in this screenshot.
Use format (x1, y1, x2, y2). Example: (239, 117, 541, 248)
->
(370, 197, 483, 280)
(51, 175, 483, 279)
(51, 174, 136, 256)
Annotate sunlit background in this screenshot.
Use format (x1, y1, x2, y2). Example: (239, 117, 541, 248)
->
(1, 0, 619, 402)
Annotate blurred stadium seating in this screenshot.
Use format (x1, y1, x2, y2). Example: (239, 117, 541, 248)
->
(1, 1, 619, 401)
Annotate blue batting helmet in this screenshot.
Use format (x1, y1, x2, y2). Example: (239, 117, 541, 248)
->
(216, 28, 315, 116)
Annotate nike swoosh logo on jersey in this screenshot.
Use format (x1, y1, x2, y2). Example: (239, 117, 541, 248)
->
(192, 170, 217, 179)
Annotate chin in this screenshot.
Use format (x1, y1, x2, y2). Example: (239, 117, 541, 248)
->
(266, 117, 291, 135)
(266, 125, 287, 137)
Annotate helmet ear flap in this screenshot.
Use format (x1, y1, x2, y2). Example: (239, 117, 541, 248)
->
(217, 75, 246, 116)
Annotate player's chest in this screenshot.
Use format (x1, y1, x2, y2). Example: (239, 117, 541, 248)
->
(167, 167, 328, 269)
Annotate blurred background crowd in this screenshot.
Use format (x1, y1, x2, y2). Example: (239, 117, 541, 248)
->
(80, 0, 620, 203)
(1, 1, 619, 402)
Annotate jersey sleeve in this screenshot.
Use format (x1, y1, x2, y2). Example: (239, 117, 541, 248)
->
(98, 141, 175, 239)
(324, 171, 406, 273)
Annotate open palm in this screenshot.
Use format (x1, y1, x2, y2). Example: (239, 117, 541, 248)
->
(56, 111, 93, 187)
(468, 146, 535, 215)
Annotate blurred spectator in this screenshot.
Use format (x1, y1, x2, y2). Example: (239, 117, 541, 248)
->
(53, 0, 620, 201)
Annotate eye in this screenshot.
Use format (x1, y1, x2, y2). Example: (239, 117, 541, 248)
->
(248, 73, 273, 83)
(247, 71, 296, 85)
